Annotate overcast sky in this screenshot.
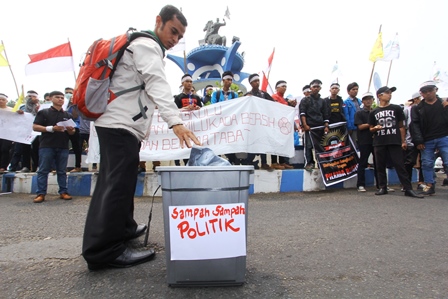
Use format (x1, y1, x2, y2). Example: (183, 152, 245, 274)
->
(1, 0, 448, 104)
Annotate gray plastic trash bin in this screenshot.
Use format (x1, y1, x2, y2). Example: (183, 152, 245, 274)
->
(157, 166, 254, 287)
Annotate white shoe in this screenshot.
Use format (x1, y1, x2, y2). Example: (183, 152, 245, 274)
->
(387, 187, 395, 192)
(358, 186, 366, 192)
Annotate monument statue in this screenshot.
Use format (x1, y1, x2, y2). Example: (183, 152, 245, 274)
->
(203, 18, 227, 46)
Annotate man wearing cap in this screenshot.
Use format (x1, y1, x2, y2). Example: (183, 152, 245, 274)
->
(299, 79, 331, 171)
(354, 92, 378, 192)
(325, 83, 346, 124)
(343, 82, 362, 148)
(368, 86, 422, 198)
(403, 92, 423, 187)
(271, 80, 296, 169)
(210, 71, 239, 104)
(244, 73, 275, 170)
(411, 81, 448, 196)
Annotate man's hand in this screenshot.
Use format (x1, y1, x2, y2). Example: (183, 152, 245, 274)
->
(417, 144, 425, 150)
(402, 142, 407, 150)
(172, 125, 202, 148)
(303, 124, 311, 132)
(53, 125, 65, 132)
(66, 126, 76, 135)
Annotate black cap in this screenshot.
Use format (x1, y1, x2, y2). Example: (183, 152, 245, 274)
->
(376, 86, 397, 96)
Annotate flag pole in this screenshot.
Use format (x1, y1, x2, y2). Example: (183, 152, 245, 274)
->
(1, 40, 20, 98)
(367, 25, 382, 92)
(68, 38, 77, 82)
(335, 61, 338, 83)
(266, 47, 275, 82)
(386, 60, 393, 86)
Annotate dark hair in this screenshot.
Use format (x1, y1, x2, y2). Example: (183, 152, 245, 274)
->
(159, 5, 187, 27)
(27, 90, 38, 94)
(347, 82, 359, 92)
(302, 85, 310, 91)
(181, 73, 192, 80)
(49, 91, 64, 97)
(65, 87, 73, 91)
(309, 79, 322, 85)
(222, 70, 234, 79)
(44, 93, 50, 98)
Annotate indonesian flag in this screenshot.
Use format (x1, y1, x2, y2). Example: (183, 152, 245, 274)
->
(25, 42, 74, 76)
(261, 48, 275, 92)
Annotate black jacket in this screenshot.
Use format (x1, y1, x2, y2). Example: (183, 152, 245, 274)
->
(299, 93, 330, 127)
(411, 96, 448, 145)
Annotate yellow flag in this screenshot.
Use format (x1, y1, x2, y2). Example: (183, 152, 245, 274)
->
(12, 90, 24, 112)
(0, 44, 9, 66)
(369, 32, 384, 62)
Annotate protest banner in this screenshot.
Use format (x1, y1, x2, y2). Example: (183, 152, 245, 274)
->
(169, 203, 246, 260)
(87, 96, 296, 162)
(0, 110, 38, 144)
(310, 122, 359, 186)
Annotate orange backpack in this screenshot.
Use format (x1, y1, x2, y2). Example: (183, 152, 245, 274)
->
(73, 28, 156, 120)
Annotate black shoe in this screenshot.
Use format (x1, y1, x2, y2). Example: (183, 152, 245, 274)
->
(404, 190, 424, 198)
(419, 185, 435, 196)
(443, 178, 448, 186)
(88, 247, 155, 271)
(375, 188, 388, 195)
(128, 224, 147, 240)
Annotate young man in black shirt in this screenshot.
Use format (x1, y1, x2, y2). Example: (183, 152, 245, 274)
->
(411, 80, 448, 196)
(368, 86, 422, 198)
(32, 91, 76, 203)
(325, 83, 346, 124)
(354, 92, 378, 192)
(299, 79, 330, 171)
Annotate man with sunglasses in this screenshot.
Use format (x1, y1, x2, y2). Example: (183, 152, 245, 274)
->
(411, 80, 448, 196)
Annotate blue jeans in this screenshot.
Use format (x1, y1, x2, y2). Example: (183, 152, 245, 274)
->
(36, 148, 69, 195)
(421, 136, 448, 185)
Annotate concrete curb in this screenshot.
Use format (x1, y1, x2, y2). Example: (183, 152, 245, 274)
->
(1, 168, 415, 196)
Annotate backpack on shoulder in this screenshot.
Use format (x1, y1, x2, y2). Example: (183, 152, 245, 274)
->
(73, 28, 156, 120)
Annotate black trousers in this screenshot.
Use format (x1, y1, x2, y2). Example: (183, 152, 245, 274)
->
(374, 145, 412, 190)
(0, 138, 13, 169)
(357, 144, 379, 189)
(82, 127, 140, 265)
(68, 128, 82, 168)
(404, 146, 419, 182)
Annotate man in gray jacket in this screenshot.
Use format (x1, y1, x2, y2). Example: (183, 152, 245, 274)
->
(82, 5, 201, 271)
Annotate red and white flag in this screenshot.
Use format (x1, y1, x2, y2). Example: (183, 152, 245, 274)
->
(25, 42, 74, 76)
(261, 48, 275, 92)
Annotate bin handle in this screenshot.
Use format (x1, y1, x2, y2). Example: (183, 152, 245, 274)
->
(161, 186, 249, 192)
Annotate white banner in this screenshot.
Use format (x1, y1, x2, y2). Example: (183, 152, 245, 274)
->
(0, 110, 38, 144)
(88, 96, 296, 162)
(169, 203, 246, 261)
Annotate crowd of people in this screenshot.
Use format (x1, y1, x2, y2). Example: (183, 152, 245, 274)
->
(0, 88, 94, 203)
(171, 75, 448, 199)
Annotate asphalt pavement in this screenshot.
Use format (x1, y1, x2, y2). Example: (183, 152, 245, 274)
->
(1, 174, 448, 299)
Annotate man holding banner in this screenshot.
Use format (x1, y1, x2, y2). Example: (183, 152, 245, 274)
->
(368, 86, 422, 198)
(299, 79, 330, 171)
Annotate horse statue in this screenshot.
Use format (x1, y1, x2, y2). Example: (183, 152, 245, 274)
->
(203, 18, 227, 46)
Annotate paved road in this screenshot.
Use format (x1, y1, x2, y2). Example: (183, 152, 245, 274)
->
(1, 174, 448, 298)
